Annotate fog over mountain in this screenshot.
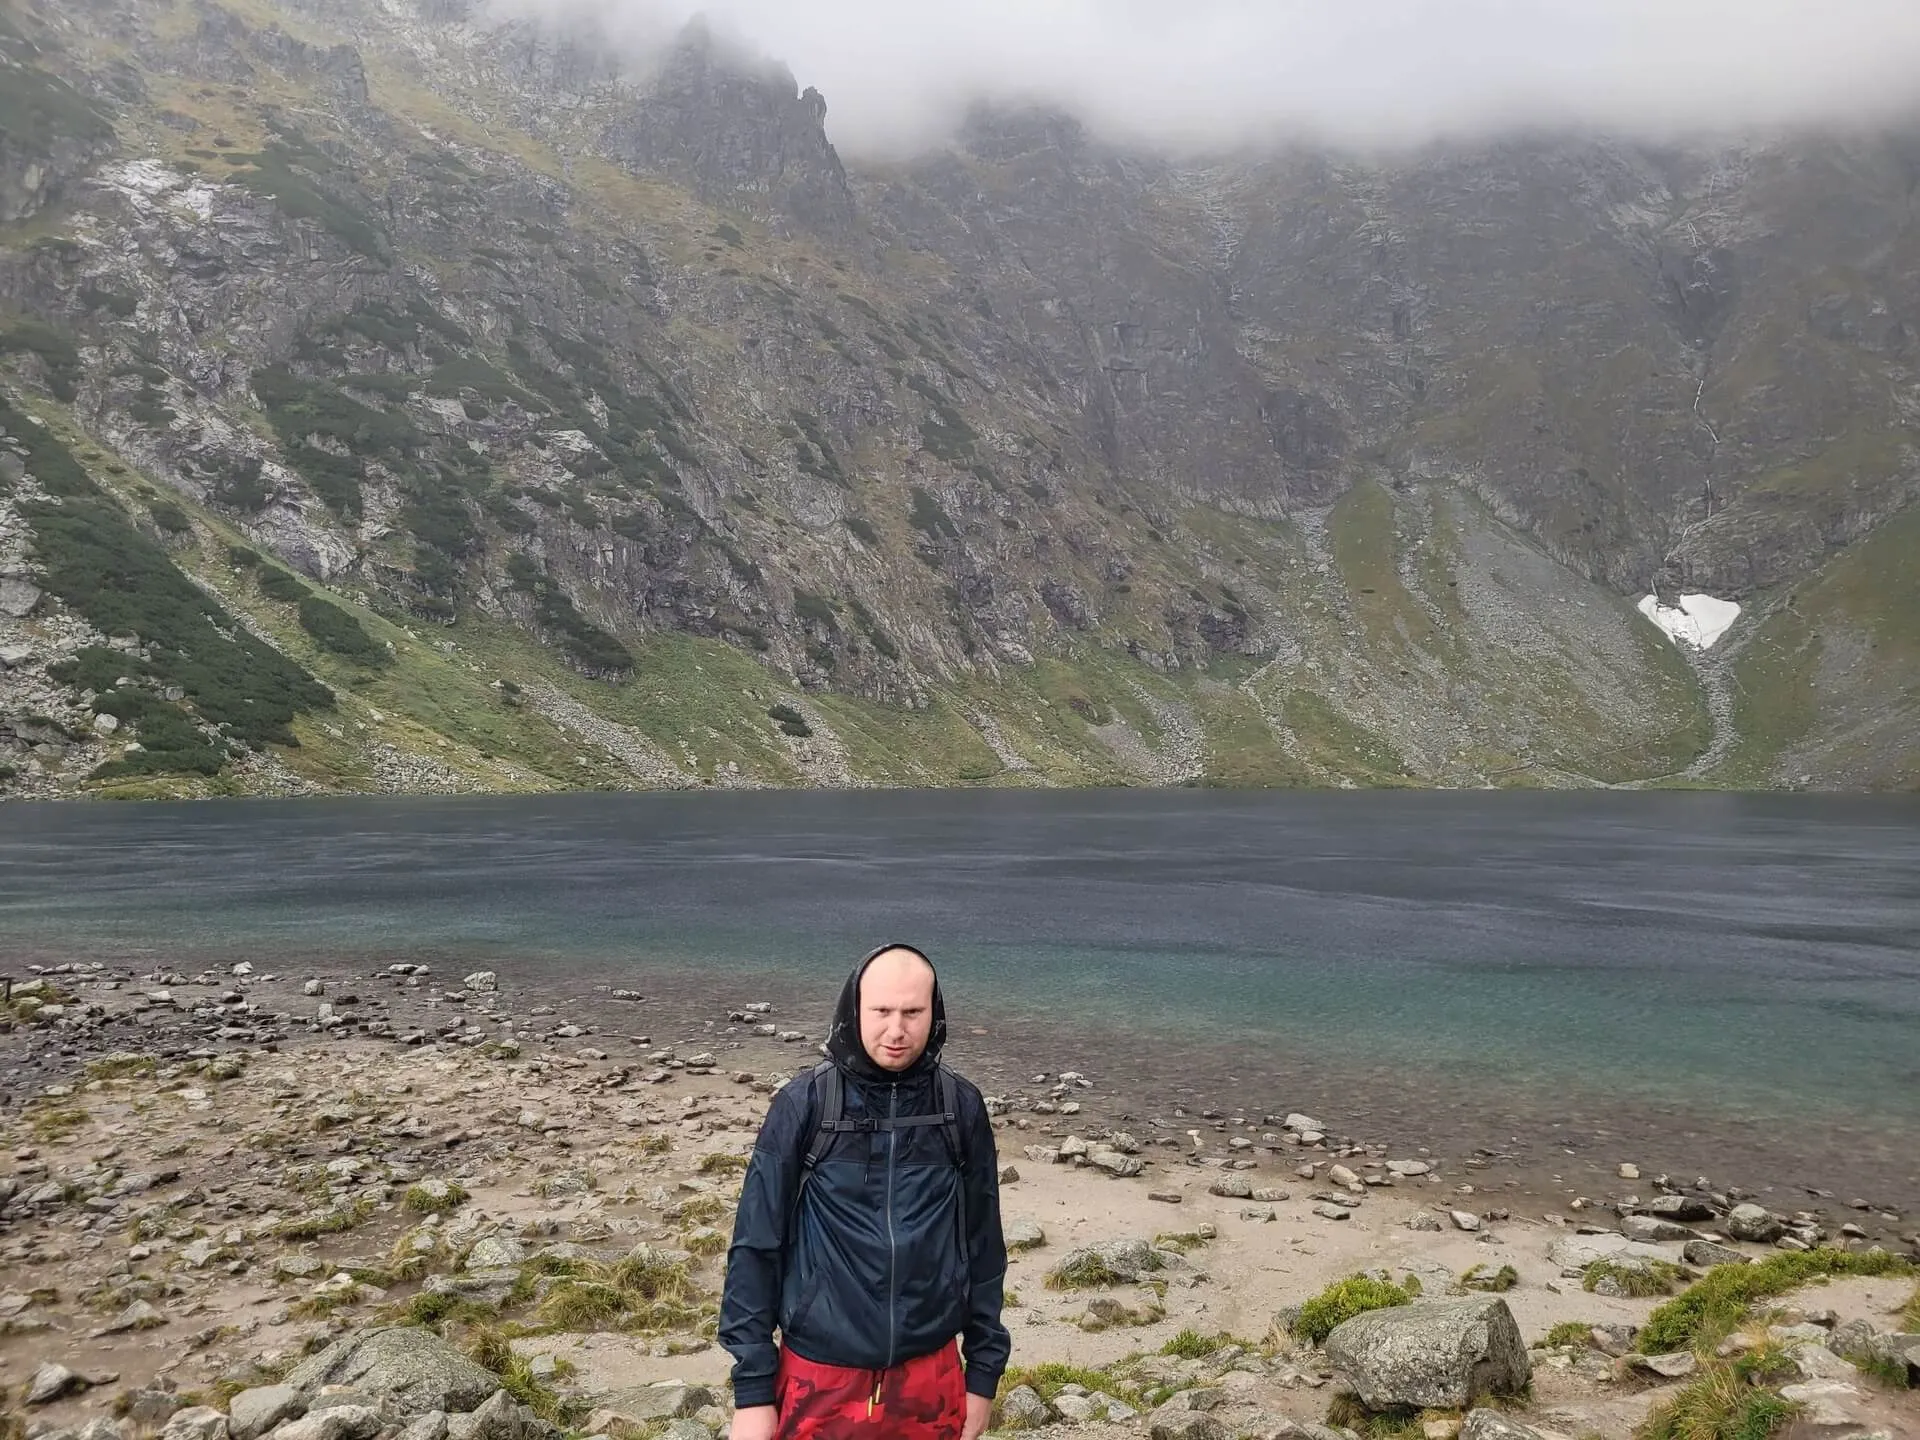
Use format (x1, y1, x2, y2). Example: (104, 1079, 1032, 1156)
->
(488, 0, 1920, 154)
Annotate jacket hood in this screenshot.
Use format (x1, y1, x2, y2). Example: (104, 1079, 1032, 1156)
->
(824, 942, 947, 1083)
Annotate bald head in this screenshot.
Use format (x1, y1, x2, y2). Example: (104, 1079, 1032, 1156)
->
(858, 946, 936, 1072)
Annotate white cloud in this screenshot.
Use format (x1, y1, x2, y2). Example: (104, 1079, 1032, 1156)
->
(489, 0, 1920, 157)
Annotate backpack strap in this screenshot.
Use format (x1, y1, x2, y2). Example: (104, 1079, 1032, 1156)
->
(802, 1060, 842, 1170)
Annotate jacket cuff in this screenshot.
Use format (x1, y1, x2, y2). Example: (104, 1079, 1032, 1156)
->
(965, 1369, 1002, 1401)
(732, 1378, 779, 1410)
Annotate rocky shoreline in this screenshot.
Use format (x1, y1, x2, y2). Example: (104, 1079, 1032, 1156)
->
(2, 962, 1917, 1440)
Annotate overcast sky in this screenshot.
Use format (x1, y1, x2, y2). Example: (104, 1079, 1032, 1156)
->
(493, 0, 1920, 157)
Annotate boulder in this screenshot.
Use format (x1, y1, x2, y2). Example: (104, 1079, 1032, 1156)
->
(998, 1386, 1049, 1428)
(446, 1391, 538, 1440)
(464, 1236, 527, 1270)
(271, 1407, 383, 1440)
(591, 1385, 714, 1423)
(1725, 1204, 1784, 1243)
(1636, 1195, 1716, 1222)
(228, 1386, 308, 1440)
(1149, 1412, 1227, 1440)
(1544, 1233, 1676, 1274)
(1621, 1216, 1696, 1244)
(1450, 1211, 1483, 1233)
(1777, 1380, 1861, 1427)
(397, 1417, 449, 1440)
(283, 1328, 502, 1414)
(1459, 1413, 1554, 1440)
(160, 1410, 229, 1440)
(1208, 1175, 1253, 1199)
(26, 1364, 90, 1405)
(1681, 1239, 1747, 1269)
(1324, 1297, 1532, 1411)
(1048, 1238, 1167, 1286)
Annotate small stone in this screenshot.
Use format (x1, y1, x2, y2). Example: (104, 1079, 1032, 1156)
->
(464, 972, 499, 992)
(1005, 1219, 1046, 1251)
(1208, 1175, 1253, 1199)
(1405, 1210, 1445, 1232)
(999, 1386, 1049, 1429)
(1451, 1210, 1482, 1232)
(1619, 1163, 1640, 1180)
(1387, 1160, 1431, 1177)
(1327, 1164, 1362, 1191)
(1622, 1215, 1696, 1243)
(1312, 1202, 1351, 1221)
(1683, 1239, 1748, 1268)
(1149, 1191, 1184, 1204)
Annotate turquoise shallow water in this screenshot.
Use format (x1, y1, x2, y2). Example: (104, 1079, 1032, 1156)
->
(2, 789, 1916, 1203)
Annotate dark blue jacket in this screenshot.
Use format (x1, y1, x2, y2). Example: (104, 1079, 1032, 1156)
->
(719, 954, 1010, 1408)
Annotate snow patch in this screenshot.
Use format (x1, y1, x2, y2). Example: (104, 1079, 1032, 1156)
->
(1639, 593, 1741, 650)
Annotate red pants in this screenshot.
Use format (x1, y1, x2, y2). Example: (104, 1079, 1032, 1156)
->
(773, 1341, 966, 1440)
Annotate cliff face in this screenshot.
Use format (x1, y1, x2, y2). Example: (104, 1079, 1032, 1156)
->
(0, 0, 1913, 799)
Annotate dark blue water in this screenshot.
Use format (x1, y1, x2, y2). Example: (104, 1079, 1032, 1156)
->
(3, 790, 1917, 1203)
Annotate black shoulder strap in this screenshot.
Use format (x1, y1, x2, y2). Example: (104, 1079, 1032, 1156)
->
(936, 1064, 966, 1172)
(803, 1060, 841, 1170)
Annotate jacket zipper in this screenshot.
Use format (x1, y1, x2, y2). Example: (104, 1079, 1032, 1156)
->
(884, 1082, 899, 1377)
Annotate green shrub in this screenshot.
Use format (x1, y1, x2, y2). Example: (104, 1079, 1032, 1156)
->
(505, 554, 631, 675)
(1293, 1274, 1415, 1345)
(1161, 1329, 1232, 1359)
(0, 320, 84, 402)
(844, 515, 879, 545)
(257, 568, 309, 603)
(212, 456, 272, 513)
(1639, 1251, 1913, 1355)
(908, 486, 958, 540)
(298, 595, 389, 666)
(230, 140, 390, 261)
(148, 500, 192, 536)
(25, 445, 332, 772)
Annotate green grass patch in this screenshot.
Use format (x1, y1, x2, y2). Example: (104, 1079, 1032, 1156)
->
(696, 1152, 747, 1174)
(1542, 1321, 1597, 1349)
(276, 1196, 376, 1241)
(1160, 1328, 1256, 1359)
(1463, 1263, 1519, 1293)
(403, 1182, 469, 1215)
(29, 1106, 90, 1143)
(1585, 1259, 1689, 1298)
(1634, 1355, 1800, 1440)
(465, 1325, 583, 1428)
(1638, 1250, 1914, 1355)
(1902, 1283, 1920, 1331)
(1293, 1274, 1416, 1345)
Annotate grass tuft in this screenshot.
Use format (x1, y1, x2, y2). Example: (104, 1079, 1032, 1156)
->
(404, 1182, 470, 1215)
(1634, 1356, 1800, 1440)
(1293, 1274, 1416, 1345)
(1463, 1263, 1519, 1293)
(1585, 1259, 1690, 1299)
(1542, 1321, 1598, 1350)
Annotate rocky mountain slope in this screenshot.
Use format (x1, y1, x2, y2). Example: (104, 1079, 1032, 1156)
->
(0, 0, 1914, 798)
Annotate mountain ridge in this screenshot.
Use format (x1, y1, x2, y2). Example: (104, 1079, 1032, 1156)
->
(0, 0, 1913, 798)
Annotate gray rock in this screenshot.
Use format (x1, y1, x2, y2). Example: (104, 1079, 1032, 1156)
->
(26, 1364, 89, 1405)
(1459, 1412, 1552, 1440)
(1637, 1195, 1717, 1222)
(1052, 1395, 1097, 1422)
(101, 1298, 166, 1334)
(1777, 1380, 1861, 1427)
(1544, 1233, 1677, 1273)
(228, 1386, 307, 1440)
(1623, 1351, 1697, 1380)
(1088, 1150, 1144, 1177)
(1405, 1211, 1445, 1232)
(1324, 1297, 1532, 1410)
(282, 1328, 502, 1414)
(658, 1424, 707, 1440)
(160, 1410, 230, 1440)
(1049, 1237, 1167, 1285)
(1451, 1210, 1483, 1232)
(1148, 1413, 1227, 1440)
(396, 1416, 449, 1440)
(464, 1236, 527, 1270)
(1786, 1343, 1858, 1384)
(271, 1406, 383, 1440)
(423, 1270, 520, 1306)
(1251, 1187, 1290, 1203)
(1726, 1204, 1785, 1243)
(591, 1385, 714, 1422)
(999, 1386, 1049, 1428)
(1005, 1219, 1046, 1251)
(1621, 1215, 1696, 1243)
(446, 1392, 537, 1440)
(0, 577, 41, 618)
(1208, 1175, 1253, 1199)
(1682, 1239, 1748, 1268)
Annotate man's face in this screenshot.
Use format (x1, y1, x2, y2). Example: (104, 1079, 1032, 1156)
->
(859, 949, 936, 1072)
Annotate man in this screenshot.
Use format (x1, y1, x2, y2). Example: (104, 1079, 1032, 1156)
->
(720, 944, 1010, 1440)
